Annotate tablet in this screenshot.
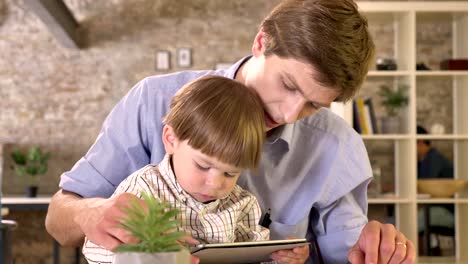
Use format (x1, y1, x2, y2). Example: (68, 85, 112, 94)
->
(191, 238, 310, 264)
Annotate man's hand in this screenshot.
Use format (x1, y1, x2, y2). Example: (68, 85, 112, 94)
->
(75, 192, 143, 250)
(347, 220, 416, 264)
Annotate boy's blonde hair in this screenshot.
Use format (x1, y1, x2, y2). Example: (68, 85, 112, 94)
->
(163, 75, 265, 169)
(261, 0, 375, 102)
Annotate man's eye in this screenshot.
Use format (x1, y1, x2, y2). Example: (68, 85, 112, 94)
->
(284, 84, 295, 92)
(307, 102, 319, 109)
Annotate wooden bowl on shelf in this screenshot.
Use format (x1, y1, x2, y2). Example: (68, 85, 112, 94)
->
(417, 179, 468, 198)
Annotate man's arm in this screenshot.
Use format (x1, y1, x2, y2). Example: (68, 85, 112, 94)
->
(46, 189, 98, 246)
(45, 189, 139, 249)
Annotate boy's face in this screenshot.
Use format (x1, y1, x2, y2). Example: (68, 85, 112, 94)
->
(168, 139, 242, 203)
(239, 31, 340, 131)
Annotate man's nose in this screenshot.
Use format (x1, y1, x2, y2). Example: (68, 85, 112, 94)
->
(283, 98, 306, 124)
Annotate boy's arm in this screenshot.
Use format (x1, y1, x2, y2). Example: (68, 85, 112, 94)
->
(83, 237, 115, 264)
(234, 195, 310, 263)
(234, 195, 269, 242)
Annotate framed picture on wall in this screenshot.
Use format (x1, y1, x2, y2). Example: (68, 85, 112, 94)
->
(177, 48, 192, 67)
(155, 50, 170, 70)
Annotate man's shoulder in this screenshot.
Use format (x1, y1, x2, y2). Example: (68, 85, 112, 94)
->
(297, 108, 361, 144)
(141, 70, 225, 94)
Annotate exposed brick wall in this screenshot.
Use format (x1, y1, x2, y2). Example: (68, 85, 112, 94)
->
(1, 0, 278, 263)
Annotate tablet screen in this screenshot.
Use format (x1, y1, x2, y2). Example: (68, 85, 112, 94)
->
(191, 239, 309, 264)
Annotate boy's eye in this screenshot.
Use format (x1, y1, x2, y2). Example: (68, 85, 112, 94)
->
(195, 162, 209, 171)
(224, 172, 237, 178)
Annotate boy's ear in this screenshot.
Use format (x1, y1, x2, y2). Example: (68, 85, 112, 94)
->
(162, 125, 178, 154)
(252, 29, 267, 57)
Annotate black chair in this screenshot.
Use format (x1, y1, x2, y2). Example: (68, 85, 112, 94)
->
(419, 205, 455, 256)
(0, 219, 18, 264)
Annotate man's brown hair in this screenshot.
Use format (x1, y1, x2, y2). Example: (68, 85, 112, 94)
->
(163, 75, 265, 169)
(261, 0, 375, 102)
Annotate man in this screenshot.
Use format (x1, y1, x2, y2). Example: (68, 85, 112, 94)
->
(46, 0, 415, 263)
(417, 125, 454, 255)
(417, 125, 453, 179)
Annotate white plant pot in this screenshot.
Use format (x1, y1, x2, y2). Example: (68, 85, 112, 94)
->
(380, 116, 401, 134)
(115, 250, 191, 264)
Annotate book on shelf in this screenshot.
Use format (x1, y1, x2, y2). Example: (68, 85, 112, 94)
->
(352, 97, 378, 135)
(364, 98, 378, 134)
(352, 100, 361, 133)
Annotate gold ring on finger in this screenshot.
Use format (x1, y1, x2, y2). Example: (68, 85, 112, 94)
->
(396, 241, 407, 249)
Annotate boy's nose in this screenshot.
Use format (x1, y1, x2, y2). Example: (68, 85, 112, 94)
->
(205, 174, 223, 189)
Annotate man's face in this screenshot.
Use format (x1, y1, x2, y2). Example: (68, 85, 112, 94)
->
(242, 54, 339, 131)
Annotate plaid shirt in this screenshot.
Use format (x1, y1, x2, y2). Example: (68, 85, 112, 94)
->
(83, 155, 269, 263)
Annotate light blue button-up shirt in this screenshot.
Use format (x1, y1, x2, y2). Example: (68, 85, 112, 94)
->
(60, 56, 372, 263)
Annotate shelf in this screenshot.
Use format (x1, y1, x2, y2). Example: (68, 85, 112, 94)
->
(416, 71, 468, 76)
(362, 135, 412, 140)
(368, 71, 411, 77)
(368, 197, 411, 204)
(416, 135, 468, 140)
(1, 196, 51, 204)
(417, 198, 468, 204)
(417, 256, 458, 264)
(363, 135, 468, 140)
(359, 2, 468, 261)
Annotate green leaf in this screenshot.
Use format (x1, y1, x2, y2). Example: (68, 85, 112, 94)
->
(25, 166, 39, 175)
(113, 192, 185, 253)
(14, 166, 27, 177)
(378, 84, 409, 117)
(11, 149, 26, 165)
(11, 146, 50, 178)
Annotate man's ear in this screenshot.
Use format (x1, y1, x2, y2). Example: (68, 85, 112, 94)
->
(252, 29, 267, 57)
(162, 125, 179, 154)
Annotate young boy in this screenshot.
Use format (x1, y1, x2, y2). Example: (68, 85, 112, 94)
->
(82, 75, 270, 263)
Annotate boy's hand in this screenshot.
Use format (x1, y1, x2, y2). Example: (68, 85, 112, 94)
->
(179, 235, 200, 264)
(270, 244, 309, 264)
(180, 235, 200, 246)
(270, 236, 309, 264)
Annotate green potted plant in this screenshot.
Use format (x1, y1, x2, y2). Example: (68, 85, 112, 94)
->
(114, 192, 190, 264)
(378, 84, 409, 134)
(10, 146, 51, 197)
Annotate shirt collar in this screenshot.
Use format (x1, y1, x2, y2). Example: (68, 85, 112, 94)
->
(158, 154, 222, 212)
(266, 124, 294, 147)
(223, 55, 252, 80)
(158, 154, 190, 202)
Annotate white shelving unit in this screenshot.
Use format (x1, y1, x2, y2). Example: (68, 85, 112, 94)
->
(357, 2, 468, 263)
